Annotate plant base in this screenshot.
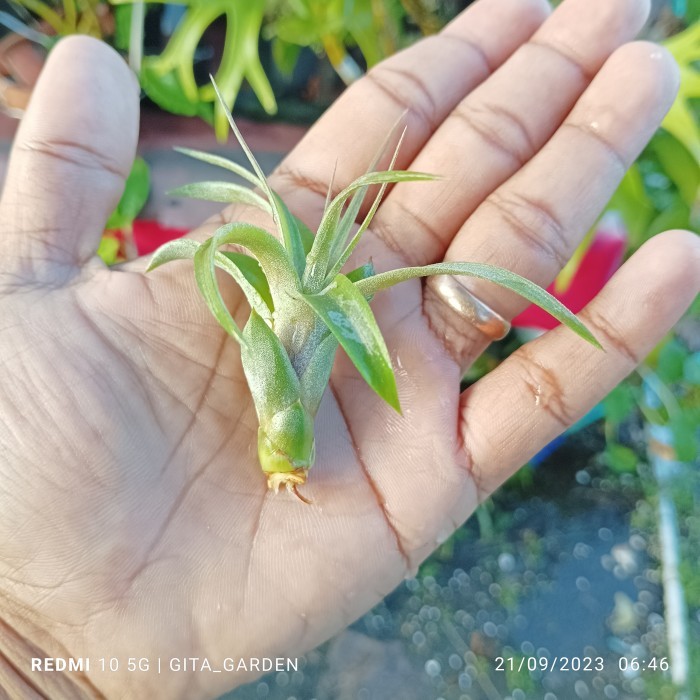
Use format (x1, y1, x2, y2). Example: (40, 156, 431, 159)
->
(266, 468, 311, 504)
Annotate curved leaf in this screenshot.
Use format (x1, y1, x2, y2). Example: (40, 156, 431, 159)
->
(167, 181, 271, 212)
(173, 147, 261, 188)
(302, 273, 400, 411)
(220, 252, 273, 312)
(194, 222, 300, 333)
(354, 262, 601, 348)
(147, 238, 272, 323)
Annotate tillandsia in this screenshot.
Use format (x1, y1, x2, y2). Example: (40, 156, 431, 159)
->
(147, 81, 601, 502)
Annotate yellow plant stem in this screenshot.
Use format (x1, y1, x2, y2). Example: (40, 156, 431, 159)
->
(321, 34, 362, 85)
(15, 0, 66, 34)
(62, 0, 76, 31)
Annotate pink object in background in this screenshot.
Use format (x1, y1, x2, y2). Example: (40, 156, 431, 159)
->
(512, 212, 628, 331)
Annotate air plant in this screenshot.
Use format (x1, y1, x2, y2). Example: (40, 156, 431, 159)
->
(148, 82, 600, 502)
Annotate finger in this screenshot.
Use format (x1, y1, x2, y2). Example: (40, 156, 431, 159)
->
(458, 230, 700, 506)
(374, 0, 650, 265)
(0, 36, 139, 286)
(269, 0, 550, 224)
(424, 41, 678, 365)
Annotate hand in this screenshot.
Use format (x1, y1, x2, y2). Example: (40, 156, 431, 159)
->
(0, 0, 696, 697)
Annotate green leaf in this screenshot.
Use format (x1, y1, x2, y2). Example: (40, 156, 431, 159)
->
(294, 216, 315, 255)
(167, 181, 272, 212)
(606, 165, 654, 247)
(193, 221, 300, 326)
(304, 170, 439, 292)
(646, 196, 691, 238)
(220, 251, 273, 311)
(346, 261, 375, 283)
(97, 235, 121, 266)
(147, 237, 272, 321)
(271, 37, 302, 76)
(209, 78, 279, 214)
(602, 383, 638, 425)
(605, 443, 639, 473)
(173, 147, 261, 188)
(669, 411, 699, 462)
(683, 351, 700, 385)
(106, 156, 150, 230)
(302, 273, 400, 411)
(298, 332, 339, 416)
(272, 191, 306, 278)
(194, 243, 245, 343)
(208, 78, 304, 279)
(651, 130, 700, 207)
(241, 310, 301, 423)
(655, 338, 687, 384)
(327, 128, 407, 280)
(355, 262, 601, 348)
(141, 59, 201, 117)
(113, 5, 133, 51)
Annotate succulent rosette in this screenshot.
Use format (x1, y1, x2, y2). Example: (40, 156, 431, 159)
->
(148, 82, 599, 501)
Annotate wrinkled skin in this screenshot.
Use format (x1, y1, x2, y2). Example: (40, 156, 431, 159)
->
(0, 0, 698, 697)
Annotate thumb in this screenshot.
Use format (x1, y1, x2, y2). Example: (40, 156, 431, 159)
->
(0, 35, 139, 286)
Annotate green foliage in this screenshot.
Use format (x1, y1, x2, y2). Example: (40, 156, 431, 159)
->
(7, 0, 442, 138)
(602, 383, 638, 426)
(99, 156, 151, 265)
(302, 273, 400, 410)
(266, 0, 416, 84)
(105, 156, 150, 231)
(10, 0, 103, 38)
(594, 17, 700, 488)
(96, 233, 121, 266)
(604, 443, 639, 473)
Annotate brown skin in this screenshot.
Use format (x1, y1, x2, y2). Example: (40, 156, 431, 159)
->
(0, 0, 698, 697)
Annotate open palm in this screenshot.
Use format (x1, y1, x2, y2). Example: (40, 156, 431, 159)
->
(0, 0, 698, 698)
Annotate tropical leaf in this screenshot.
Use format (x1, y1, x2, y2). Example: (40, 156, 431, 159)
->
(354, 262, 601, 348)
(302, 273, 400, 411)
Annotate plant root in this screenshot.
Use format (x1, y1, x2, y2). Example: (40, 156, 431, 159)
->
(267, 468, 311, 504)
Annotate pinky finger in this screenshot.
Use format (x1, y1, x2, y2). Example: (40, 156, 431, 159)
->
(459, 230, 700, 500)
